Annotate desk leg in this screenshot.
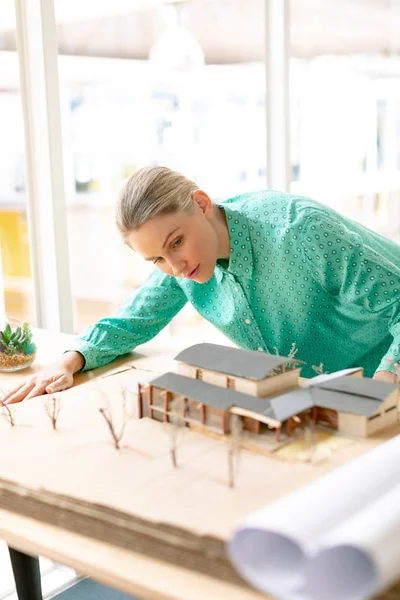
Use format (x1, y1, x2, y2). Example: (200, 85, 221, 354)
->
(8, 546, 43, 600)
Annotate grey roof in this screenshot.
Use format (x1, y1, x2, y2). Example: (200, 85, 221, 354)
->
(270, 389, 314, 422)
(316, 376, 397, 401)
(231, 394, 284, 422)
(150, 372, 234, 411)
(302, 368, 363, 388)
(174, 343, 302, 380)
(310, 389, 382, 417)
(149, 372, 282, 421)
(148, 370, 398, 426)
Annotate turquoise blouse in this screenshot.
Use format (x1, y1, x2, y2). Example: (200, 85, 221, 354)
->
(67, 191, 400, 378)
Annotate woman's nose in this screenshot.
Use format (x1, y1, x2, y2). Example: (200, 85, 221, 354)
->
(170, 258, 187, 276)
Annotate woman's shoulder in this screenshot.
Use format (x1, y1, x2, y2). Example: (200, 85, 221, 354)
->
(219, 189, 331, 227)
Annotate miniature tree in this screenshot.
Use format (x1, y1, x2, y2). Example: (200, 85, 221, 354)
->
(227, 414, 243, 488)
(311, 362, 328, 376)
(285, 342, 299, 371)
(44, 394, 62, 430)
(302, 412, 316, 462)
(2, 404, 16, 427)
(166, 397, 184, 468)
(273, 341, 298, 374)
(98, 385, 130, 450)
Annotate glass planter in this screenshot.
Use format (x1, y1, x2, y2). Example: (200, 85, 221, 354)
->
(0, 318, 37, 372)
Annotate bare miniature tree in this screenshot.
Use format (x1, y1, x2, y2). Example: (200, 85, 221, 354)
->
(166, 397, 184, 468)
(273, 341, 298, 374)
(44, 394, 62, 430)
(99, 406, 128, 450)
(227, 413, 243, 488)
(302, 412, 316, 462)
(99, 386, 130, 450)
(90, 375, 131, 450)
(287, 342, 299, 361)
(0, 388, 14, 427)
(311, 362, 328, 376)
(2, 403, 16, 427)
(291, 411, 316, 462)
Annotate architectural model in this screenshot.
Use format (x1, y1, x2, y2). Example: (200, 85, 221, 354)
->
(136, 343, 399, 447)
(0, 345, 398, 597)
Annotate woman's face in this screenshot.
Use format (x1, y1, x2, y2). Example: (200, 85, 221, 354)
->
(126, 191, 221, 283)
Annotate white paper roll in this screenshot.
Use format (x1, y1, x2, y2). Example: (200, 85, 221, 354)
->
(228, 435, 400, 598)
(306, 484, 400, 600)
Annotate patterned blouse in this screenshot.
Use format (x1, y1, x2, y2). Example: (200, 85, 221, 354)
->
(66, 191, 400, 378)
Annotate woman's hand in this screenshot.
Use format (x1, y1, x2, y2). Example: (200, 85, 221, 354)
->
(0, 351, 85, 405)
(373, 370, 396, 383)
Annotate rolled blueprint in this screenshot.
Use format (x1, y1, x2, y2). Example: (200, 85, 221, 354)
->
(228, 435, 400, 599)
(306, 484, 400, 600)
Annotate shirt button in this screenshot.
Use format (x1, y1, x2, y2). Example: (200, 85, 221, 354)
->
(234, 287, 239, 292)
(245, 319, 251, 325)
(258, 347, 263, 352)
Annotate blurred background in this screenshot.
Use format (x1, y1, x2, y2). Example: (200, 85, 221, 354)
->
(0, 1, 400, 596)
(0, 0, 400, 343)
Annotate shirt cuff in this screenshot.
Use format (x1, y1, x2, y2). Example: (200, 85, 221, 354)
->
(375, 330, 400, 375)
(63, 340, 100, 372)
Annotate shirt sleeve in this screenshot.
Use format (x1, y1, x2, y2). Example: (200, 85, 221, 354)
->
(65, 269, 187, 371)
(300, 210, 400, 374)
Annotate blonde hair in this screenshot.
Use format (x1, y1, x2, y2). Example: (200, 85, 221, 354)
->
(115, 166, 199, 238)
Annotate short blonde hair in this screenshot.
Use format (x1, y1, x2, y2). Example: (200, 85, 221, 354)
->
(115, 166, 199, 238)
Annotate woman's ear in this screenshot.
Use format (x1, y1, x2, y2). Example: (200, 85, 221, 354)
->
(192, 190, 213, 218)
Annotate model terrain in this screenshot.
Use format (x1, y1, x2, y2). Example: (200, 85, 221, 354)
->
(0, 343, 398, 588)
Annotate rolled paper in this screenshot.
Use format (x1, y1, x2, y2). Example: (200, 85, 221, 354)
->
(227, 435, 400, 599)
(306, 484, 400, 600)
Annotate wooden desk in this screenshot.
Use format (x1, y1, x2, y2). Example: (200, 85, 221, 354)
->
(0, 511, 265, 600)
(0, 329, 399, 600)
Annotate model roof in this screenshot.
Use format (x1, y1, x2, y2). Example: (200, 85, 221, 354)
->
(151, 372, 235, 411)
(270, 389, 314, 422)
(310, 389, 382, 417)
(149, 372, 281, 421)
(309, 376, 398, 417)
(316, 376, 397, 401)
(149, 371, 397, 424)
(301, 367, 363, 388)
(174, 343, 302, 380)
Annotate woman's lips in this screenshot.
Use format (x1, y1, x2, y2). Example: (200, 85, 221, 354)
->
(186, 264, 199, 279)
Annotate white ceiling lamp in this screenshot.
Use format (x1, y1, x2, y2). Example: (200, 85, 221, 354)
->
(149, 3, 205, 69)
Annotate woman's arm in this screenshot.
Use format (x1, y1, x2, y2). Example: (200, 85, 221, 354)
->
(67, 269, 187, 371)
(373, 370, 397, 383)
(1, 270, 187, 403)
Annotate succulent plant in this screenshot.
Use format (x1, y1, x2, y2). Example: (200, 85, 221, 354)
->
(0, 322, 36, 356)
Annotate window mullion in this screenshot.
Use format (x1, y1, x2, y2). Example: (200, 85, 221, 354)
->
(14, 0, 73, 332)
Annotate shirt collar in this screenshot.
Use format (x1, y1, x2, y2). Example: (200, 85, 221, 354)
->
(218, 202, 255, 280)
(214, 264, 224, 284)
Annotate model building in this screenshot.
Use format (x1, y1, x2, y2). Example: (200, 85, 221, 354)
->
(175, 343, 302, 397)
(135, 343, 399, 445)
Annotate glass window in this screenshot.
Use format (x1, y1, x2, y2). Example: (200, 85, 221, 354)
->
(53, 1, 266, 342)
(290, 0, 400, 242)
(0, 1, 35, 324)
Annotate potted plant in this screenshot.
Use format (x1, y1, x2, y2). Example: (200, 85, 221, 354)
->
(0, 320, 37, 372)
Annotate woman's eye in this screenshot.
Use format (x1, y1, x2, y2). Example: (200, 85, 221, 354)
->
(153, 257, 162, 264)
(174, 237, 183, 247)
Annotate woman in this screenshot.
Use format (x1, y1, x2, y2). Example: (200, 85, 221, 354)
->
(3, 166, 400, 404)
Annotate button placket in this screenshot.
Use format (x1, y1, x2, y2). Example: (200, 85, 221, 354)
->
(231, 279, 267, 352)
